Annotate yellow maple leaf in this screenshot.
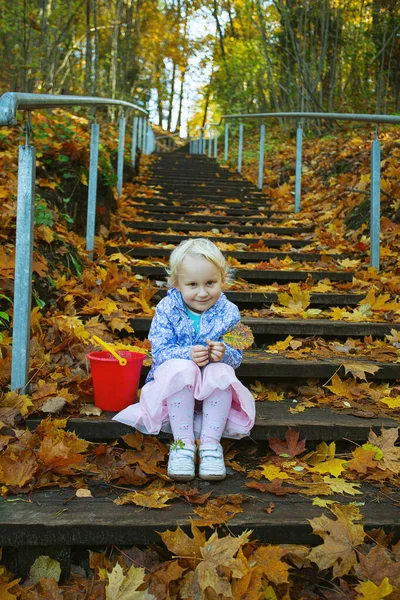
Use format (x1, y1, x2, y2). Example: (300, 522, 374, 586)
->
(105, 562, 156, 599)
(322, 476, 362, 495)
(109, 318, 134, 333)
(342, 362, 381, 381)
(114, 488, 179, 508)
(325, 373, 356, 399)
(266, 336, 293, 353)
(386, 328, 400, 346)
(108, 252, 132, 265)
(338, 258, 361, 269)
(329, 307, 348, 320)
(312, 498, 335, 508)
(289, 404, 306, 413)
(379, 396, 400, 409)
(275, 283, 310, 315)
(2, 391, 33, 417)
(359, 289, 399, 312)
(310, 458, 347, 478)
(259, 464, 290, 481)
(308, 503, 365, 578)
(355, 577, 393, 600)
(37, 225, 55, 243)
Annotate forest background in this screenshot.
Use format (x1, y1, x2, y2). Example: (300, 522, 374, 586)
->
(1, 0, 400, 135)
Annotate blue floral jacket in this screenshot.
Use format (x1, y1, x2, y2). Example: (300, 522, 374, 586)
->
(146, 288, 242, 382)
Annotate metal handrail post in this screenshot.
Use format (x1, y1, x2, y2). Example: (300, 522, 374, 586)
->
(138, 117, 143, 152)
(208, 133, 212, 157)
(238, 123, 243, 173)
(116, 115, 125, 196)
(258, 122, 265, 190)
(213, 131, 218, 158)
(86, 121, 100, 257)
(142, 120, 147, 152)
(295, 123, 303, 213)
(224, 122, 229, 161)
(200, 129, 204, 154)
(131, 116, 138, 166)
(11, 131, 36, 391)
(370, 131, 381, 270)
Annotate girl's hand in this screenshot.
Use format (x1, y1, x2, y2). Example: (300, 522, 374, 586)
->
(206, 339, 226, 362)
(191, 345, 209, 367)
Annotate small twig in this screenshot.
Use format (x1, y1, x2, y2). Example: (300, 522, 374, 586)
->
(345, 186, 394, 200)
(113, 545, 151, 572)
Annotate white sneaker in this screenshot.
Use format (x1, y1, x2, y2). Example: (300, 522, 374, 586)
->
(199, 444, 226, 481)
(167, 445, 195, 481)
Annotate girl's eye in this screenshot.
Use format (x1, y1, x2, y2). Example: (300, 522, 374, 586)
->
(188, 283, 197, 287)
(207, 281, 215, 286)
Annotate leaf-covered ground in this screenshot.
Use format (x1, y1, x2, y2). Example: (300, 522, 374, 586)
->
(0, 113, 400, 597)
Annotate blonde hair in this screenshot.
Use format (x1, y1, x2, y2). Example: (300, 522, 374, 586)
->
(166, 238, 232, 288)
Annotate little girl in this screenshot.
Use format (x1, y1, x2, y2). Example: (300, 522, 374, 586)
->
(113, 238, 255, 481)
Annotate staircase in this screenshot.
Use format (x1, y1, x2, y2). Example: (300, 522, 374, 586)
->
(2, 148, 399, 579)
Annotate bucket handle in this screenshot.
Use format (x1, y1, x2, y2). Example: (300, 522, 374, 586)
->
(91, 335, 127, 366)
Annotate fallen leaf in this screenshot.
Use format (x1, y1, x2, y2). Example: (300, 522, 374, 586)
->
(308, 503, 365, 578)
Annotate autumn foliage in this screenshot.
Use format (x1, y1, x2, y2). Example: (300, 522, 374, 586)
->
(0, 109, 400, 597)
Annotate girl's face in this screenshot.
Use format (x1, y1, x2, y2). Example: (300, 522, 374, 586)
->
(176, 255, 223, 313)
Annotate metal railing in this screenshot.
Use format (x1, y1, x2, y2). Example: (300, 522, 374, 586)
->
(0, 91, 154, 392)
(154, 132, 182, 152)
(190, 111, 400, 272)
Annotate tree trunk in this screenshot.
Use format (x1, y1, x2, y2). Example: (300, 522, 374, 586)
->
(167, 61, 176, 131)
(212, 0, 231, 81)
(175, 68, 186, 133)
(85, 0, 92, 94)
(93, 0, 99, 94)
(110, 0, 122, 118)
(255, 0, 280, 111)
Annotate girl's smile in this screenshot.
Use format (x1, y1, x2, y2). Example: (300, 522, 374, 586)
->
(176, 255, 223, 313)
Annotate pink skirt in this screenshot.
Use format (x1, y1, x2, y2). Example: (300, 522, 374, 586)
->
(112, 359, 255, 440)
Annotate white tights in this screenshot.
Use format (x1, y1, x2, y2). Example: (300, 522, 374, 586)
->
(166, 385, 232, 448)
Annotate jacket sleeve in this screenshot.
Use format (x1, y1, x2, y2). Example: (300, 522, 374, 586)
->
(149, 302, 192, 367)
(221, 342, 243, 369)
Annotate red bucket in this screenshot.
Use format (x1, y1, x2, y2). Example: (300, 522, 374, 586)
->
(87, 350, 146, 412)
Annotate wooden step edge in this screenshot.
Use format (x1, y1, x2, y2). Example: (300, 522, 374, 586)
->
(127, 316, 400, 337)
(151, 290, 365, 306)
(125, 221, 313, 234)
(1, 479, 398, 550)
(129, 265, 354, 282)
(25, 400, 399, 441)
(130, 198, 274, 207)
(132, 213, 288, 223)
(238, 354, 400, 379)
(126, 234, 311, 248)
(106, 246, 341, 262)
(132, 206, 291, 216)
